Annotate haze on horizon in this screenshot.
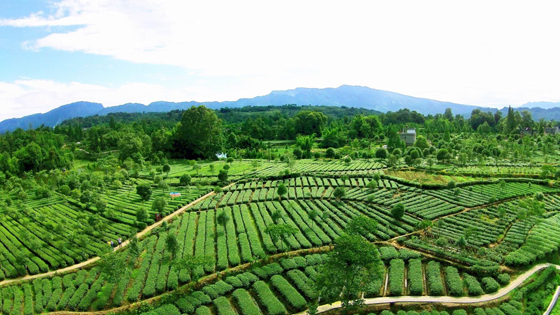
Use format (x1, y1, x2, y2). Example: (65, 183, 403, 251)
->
(1, 0, 560, 121)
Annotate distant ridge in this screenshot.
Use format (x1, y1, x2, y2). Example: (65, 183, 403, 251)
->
(0, 102, 103, 132)
(1, 85, 559, 133)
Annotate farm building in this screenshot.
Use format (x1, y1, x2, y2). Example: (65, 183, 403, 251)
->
(399, 128, 417, 146)
(545, 126, 559, 134)
(520, 127, 537, 136)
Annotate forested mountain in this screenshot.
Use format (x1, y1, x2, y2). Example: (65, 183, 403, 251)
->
(0, 102, 103, 133)
(0, 86, 488, 133)
(4, 85, 560, 133)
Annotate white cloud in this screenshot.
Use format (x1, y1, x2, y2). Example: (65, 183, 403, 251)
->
(2, 0, 560, 110)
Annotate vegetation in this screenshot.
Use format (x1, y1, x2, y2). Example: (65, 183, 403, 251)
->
(1, 104, 560, 314)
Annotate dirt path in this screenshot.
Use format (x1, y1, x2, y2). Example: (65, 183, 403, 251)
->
(0, 186, 230, 287)
(294, 263, 560, 314)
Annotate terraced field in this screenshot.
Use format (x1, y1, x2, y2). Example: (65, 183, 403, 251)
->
(0, 182, 210, 280)
(2, 173, 560, 314)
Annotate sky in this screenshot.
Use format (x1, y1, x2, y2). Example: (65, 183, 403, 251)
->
(1, 0, 560, 121)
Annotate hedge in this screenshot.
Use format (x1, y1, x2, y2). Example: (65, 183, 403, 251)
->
(213, 296, 237, 315)
(57, 285, 76, 310)
(232, 288, 263, 315)
(380, 247, 399, 261)
(408, 259, 424, 295)
(195, 306, 212, 315)
(444, 266, 463, 296)
(481, 277, 500, 293)
(46, 289, 63, 311)
(463, 273, 484, 296)
(67, 283, 89, 309)
(389, 259, 405, 296)
(474, 308, 487, 315)
(270, 275, 307, 310)
(426, 261, 444, 296)
(253, 280, 288, 315)
(287, 269, 317, 299)
(497, 274, 510, 285)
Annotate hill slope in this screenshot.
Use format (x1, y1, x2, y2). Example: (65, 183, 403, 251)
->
(4, 85, 559, 133)
(0, 102, 103, 132)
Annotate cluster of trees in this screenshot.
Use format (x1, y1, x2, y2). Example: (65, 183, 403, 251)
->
(3, 103, 558, 180)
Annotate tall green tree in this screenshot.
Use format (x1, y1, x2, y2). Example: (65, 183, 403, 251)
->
(173, 105, 223, 159)
(315, 217, 382, 312)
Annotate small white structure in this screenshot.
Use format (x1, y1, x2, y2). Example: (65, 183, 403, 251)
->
(216, 152, 227, 159)
(399, 128, 417, 146)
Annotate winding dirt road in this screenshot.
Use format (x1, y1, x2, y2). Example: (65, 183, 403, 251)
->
(295, 263, 560, 314)
(0, 188, 221, 286)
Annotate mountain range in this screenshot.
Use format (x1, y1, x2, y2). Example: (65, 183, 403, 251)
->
(1, 85, 558, 133)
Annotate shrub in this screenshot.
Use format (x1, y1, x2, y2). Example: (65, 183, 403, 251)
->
(497, 274, 510, 285)
(481, 277, 500, 293)
(213, 296, 236, 315)
(253, 281, 288, 315)
(426, 261, 444, 296)
(67, 283, 89, 309)
(46, 289, 62, 311)
(445, 267, 464, 296)
(195, 306, 212, 315)
(270, 275, 307, 310)
(463, 273, 484, 296)
(232, 289, 261, 315)
(225, 276, 244, 288)
(287, 269, 317, 299)
(408, 259, 424, 295)
(379, 247, 399, 261)
(175, 298, 195, 314)
(389, 259, 405, 296)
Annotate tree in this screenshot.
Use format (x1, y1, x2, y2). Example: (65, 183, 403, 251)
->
(271, 209, 283, 224)
(165, 233, 179, 259)
(99, 251, 129, 283)
(333, 187, 346, 202)
(173, 105, 223, 159)
(436, 149, 448, 162)
(136, 183, 152, 201)
(96, 198, 107, 213)
(217, 211, 230, 228)
(265, 224, 299, 250)
(463, 226, 479, 245)
(345, 216, 378, 236)
(498, 206, 506, 220)
(277, 183, 287, 201)
(326, 148, 335, 158)
(136, 207, 148, 222)
(180, 174, 191, 186)
(296, 134, 316, 157)
(315, 233, 383, 311)
(375, 148, 388, 159)
(173, 255, 213, 282)
(152, 197, 168, 215)
(391, 203, 405, 220)
(218, 169, 228, 182)
(417, 219, 433, 235)
(293, 111, 327, 136)
(162, 164, 171, 176)
(307, 210, 318, 228)
(414, 135, 430, 150)
(367, 179, 378, 190)
(128, 236, 140, 259)
(117, 134, 144, 162)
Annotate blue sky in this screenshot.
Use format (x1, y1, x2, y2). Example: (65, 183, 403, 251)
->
(1, 0, 560, 121)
